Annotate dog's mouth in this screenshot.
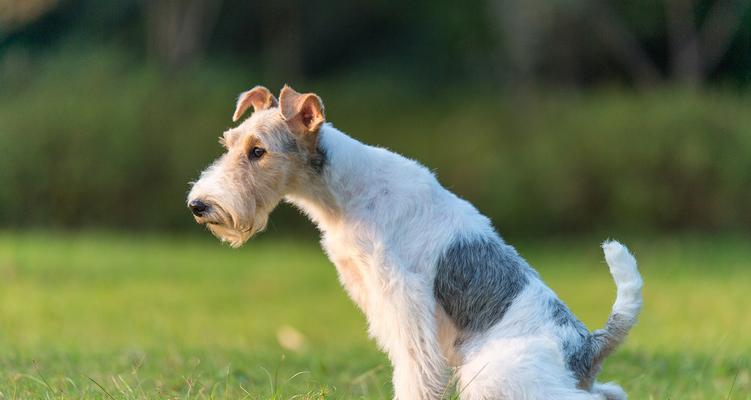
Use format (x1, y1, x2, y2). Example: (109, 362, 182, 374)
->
(193, 203, 261, 248)
(192, 202, 233, 226)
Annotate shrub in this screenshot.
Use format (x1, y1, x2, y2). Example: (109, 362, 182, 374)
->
(1, 48, 749, 234)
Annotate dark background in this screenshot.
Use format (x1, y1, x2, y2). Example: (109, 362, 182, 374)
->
(1, 0, 750, 237)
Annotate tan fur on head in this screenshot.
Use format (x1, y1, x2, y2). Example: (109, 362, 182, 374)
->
(279, 84, 325, 135)
(189, 85, 328, 247)
(233, 86, 279, 122)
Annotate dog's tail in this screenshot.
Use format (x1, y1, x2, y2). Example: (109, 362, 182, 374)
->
(590, 240, 643, 367)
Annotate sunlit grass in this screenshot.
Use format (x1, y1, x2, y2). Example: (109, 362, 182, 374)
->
(0, 231, 749, 399)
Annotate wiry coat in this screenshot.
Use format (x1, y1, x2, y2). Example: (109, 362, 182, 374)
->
(187, 85, 643, 400)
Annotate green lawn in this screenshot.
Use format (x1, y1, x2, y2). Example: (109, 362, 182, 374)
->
(0, 231, 749, 399)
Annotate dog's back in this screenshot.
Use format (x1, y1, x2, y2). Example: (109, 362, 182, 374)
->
(318, 125, 644, 398)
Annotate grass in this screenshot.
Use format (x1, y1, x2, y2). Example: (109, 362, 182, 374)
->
(0, 231, 749, 399)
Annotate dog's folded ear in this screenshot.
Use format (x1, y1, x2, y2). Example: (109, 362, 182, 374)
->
(233, 86, 279, 122)
(279, 85, 325, 135)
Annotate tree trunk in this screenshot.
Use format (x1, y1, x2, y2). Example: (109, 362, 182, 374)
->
(698, 0, 751, 75)
(259, 1, 303, 82)
(143, 0, 223, 71)
(588, 1, 662, 88)
(665, 0, 702, 86)
(488, 0, 551, 92)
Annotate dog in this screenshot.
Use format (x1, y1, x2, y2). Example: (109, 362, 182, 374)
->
(187, 85, 643, 399)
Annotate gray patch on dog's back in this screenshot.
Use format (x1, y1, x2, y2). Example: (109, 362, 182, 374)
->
(550, 298, 572, 326)
(434, 234, 530, 333)
(564, 337, 595, 389)
(550, 298, 597, 389)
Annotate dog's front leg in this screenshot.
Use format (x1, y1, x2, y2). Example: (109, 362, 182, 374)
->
(370, 271, 450, 400)
(390, 346, 448, 400)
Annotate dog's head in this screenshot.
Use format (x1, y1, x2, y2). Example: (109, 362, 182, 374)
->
(187, 85, 325, 247)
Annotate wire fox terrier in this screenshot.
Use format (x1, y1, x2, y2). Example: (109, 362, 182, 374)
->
(187, 85, 643, 400)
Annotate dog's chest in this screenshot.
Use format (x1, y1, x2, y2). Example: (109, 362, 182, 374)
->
(321, 233, 383, 315)
(330, 255, 369, 311)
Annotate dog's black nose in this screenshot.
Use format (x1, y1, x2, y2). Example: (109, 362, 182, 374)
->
(189, 199, 209, 216)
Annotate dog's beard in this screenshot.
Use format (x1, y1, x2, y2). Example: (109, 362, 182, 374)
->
(206, 222, 252, 248)
(204, 207, 269, 248)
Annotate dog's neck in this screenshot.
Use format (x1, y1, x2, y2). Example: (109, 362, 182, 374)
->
(285, 124, 376, 233)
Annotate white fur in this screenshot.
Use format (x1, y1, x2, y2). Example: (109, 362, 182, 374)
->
(457, 337, 603, 400)
(283, 126, 637, 399)
(603, 240, 642, 323)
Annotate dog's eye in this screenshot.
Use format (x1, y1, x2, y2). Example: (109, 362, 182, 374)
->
(249, 147, 266, 160)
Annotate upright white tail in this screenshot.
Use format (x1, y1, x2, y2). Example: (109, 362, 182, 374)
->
(590, 240, 643, 367)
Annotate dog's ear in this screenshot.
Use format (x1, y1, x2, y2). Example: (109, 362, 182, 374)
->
(233, 86, 279, 122)
(279, 84, 325, 135)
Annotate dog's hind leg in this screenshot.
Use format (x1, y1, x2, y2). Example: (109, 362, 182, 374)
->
(457, 336, 608, 400)
(591, 382, 627, 400)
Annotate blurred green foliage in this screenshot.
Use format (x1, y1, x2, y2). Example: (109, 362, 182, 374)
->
(1, 0, 751, 234)
(0, 48, 750, 233)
